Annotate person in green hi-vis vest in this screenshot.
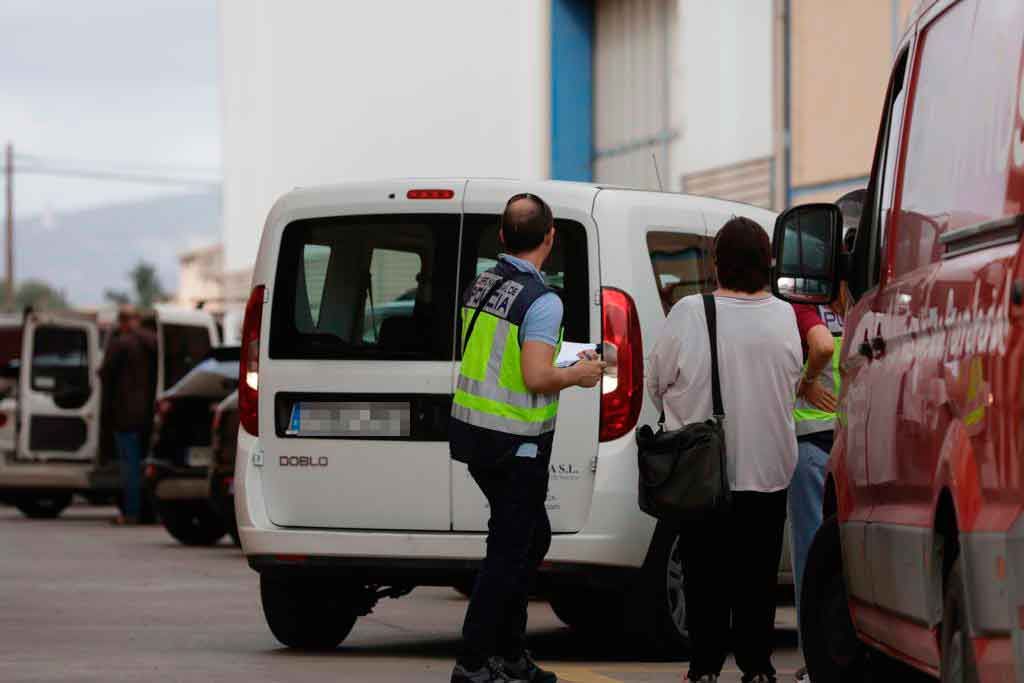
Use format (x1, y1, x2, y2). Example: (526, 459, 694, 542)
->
(449, 193, 605, 683)
(790, 189, 862, 683)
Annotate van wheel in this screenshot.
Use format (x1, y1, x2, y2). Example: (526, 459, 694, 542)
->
(801, 515, 870, 682)
(941, 557, 979, 683)
(156, 500, 226, 546)
(623, 523, 689, 657)
(16, 492, 72, 519)
(548, 587, 605, 631)
(260, 574, 360, 650)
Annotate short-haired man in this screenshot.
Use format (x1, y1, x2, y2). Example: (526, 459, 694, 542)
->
(450, 194, 605, 683)
(100, 306, 157, 525)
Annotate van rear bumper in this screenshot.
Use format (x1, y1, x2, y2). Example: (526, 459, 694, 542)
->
(247, 553, 638, 591)
(0, 459, 92, 490)
(235, 430, 658, 572)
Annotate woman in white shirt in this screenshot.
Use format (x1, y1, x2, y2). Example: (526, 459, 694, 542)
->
(647, 216, 802, 683)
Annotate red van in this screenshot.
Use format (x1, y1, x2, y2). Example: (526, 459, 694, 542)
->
(772, 0, 1024, 681)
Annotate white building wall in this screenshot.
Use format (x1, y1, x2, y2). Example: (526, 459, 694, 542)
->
(220, 0, 552, 272)
(672, 0, 774, 180)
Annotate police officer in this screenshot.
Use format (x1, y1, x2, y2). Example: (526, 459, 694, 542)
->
(789, 190, 860, 683)
(449, 193, 605, 683)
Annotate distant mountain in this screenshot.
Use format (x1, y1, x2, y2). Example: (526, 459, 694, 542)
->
(15, 190, 221, 307)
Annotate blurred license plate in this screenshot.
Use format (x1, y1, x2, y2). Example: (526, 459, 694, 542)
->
(187, 447, 213, 467)
(286, 401, 411, 438)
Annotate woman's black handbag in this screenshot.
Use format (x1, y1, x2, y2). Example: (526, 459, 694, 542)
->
(636, 294, 730, 521)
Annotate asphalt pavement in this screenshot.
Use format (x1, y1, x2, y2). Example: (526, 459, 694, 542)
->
(0, 502, 804, 682)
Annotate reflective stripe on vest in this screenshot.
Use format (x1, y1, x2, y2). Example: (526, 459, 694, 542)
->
(454, 307, 560, 436)
(794, 336, 842, 436)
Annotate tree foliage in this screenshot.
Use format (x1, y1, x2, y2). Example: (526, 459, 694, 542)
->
(13, 280, 69, 312)
(104, 261, 167, 309)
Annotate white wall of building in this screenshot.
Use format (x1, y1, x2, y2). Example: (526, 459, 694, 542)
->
(672, 0, 773, 179)
(220, 0, 552, 271)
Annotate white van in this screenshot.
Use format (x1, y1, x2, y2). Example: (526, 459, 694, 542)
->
(235, 179, 785, 654)
(0, 305, 219, 518)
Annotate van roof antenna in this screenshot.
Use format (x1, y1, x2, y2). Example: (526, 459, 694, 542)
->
(651, 153, 664, 192)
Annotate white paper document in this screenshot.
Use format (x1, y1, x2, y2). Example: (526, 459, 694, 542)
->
(555, 342, 598, 368)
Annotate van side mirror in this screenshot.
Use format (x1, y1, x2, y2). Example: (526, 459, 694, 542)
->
(771, 203, 843, 305)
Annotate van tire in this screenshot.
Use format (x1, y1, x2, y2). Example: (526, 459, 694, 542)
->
(801, 515, 870, 682)
(548, 587, 607, 632)
(16, 492, 72, 519)
(156, 500, 226, 546)
(623, 523, 690, 657)
(940, 557, 979, 683)
(260, 574, 359, 650)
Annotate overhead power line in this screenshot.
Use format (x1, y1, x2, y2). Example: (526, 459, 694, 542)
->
(12, 152, 221, 188)
(16, 163, 220, 188)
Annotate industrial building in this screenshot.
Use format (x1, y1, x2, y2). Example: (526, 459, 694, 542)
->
(215, 0, 916, 302)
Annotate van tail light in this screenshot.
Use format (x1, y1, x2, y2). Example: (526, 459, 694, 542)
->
(600, 287, 644, 442)
(0, 412, 9, 428)
(407, 189, 454, 200)
(239, 285, 265, 436)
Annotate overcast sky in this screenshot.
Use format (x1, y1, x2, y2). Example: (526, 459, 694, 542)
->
(0, 0, 220, 220)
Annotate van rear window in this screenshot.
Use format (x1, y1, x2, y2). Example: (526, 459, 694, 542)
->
(270, 214, 461, 360)
(458, 215, 590, 346)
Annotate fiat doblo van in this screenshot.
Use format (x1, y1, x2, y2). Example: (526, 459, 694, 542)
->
(235, 179, 785, 654)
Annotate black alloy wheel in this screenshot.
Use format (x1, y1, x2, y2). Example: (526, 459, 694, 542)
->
(622, 523, 690, 658)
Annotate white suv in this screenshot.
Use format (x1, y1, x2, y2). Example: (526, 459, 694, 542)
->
(235, 179, 787, 654)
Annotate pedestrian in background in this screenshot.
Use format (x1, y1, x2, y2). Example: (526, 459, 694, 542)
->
(788, 189, 862, 683)
(647, 217, 802, 683)
(449, 193, 605, 683)
(100, 306, 157, 526)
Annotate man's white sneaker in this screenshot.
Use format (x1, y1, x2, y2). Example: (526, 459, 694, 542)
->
(794, 666, 810, 683)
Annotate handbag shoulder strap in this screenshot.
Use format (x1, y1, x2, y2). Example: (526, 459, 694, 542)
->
(702, 293, 725, 420)
(462, 276, 507, 355)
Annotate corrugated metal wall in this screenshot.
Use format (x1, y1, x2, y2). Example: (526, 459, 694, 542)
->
(681, 156, 775, 209)
(593, 0, 676, 190)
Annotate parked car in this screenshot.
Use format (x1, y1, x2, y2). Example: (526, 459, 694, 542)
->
(233, 179, 793, 654)
(144, 347, 238, 546)
(773, 1, 1024, 680)
(208, 390, 239, 544)
(0, 306, 219, 518)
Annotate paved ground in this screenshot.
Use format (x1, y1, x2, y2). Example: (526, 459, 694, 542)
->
(0, 503, 804, 682)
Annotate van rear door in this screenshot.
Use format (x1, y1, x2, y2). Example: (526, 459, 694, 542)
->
(452, 181, 601, 533)
(260, 182, 465, 531)
(18, 314, 100, 462)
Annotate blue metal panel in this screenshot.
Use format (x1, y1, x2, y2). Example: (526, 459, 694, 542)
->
(551, 0, 594, 181)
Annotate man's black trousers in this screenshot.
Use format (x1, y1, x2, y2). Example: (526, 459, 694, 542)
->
(679, 489, 788, 682)
(459, 443, 552, 668)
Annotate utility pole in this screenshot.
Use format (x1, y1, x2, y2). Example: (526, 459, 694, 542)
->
(4, 143, 12, 307)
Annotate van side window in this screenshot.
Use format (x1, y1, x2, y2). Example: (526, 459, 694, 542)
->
(163, 324, 213, 388)
(646, 231, 716, 314)
(893, 0, 1022, 274)
(31, 326, 89, 394)
(458, 215, 590, 349)
(861, 49, 909, 290)
(271, 214, 460, 361)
